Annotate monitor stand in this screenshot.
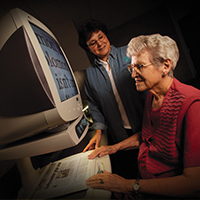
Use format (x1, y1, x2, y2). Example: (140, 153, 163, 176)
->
(0, 118, 111, 199)
(0, 113, 89, 198)
(16, 157, 46, 198)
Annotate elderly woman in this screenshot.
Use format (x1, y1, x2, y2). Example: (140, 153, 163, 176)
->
(86, 34, 200, 198)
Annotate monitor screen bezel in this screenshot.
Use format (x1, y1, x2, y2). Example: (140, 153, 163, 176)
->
(11, 8, 83, 122)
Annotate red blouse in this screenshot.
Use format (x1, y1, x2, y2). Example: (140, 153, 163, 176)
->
(138, 78, 200, 179)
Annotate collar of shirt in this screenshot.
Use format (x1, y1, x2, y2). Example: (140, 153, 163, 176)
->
(97, 59, 109, 71)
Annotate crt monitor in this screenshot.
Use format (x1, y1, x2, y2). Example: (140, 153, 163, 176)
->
(0, 8, 88, 155)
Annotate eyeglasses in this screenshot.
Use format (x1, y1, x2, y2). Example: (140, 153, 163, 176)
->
(128, 63, 153, 74)
(87, 33, 105, 48)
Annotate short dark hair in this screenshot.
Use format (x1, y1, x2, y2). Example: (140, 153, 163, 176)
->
(78, 19, 108, 51)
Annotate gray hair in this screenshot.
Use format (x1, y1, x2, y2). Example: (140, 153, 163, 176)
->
(127, 34, 179, 77)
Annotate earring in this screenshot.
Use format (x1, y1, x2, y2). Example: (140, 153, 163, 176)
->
(162, 72, 165, 77)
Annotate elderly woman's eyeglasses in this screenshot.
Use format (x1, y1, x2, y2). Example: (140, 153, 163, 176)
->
(128, 63, 153, 74)
(87, 33, 105, 48)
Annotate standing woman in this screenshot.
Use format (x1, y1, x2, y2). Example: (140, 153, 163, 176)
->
(78, 20, 146, 179)
(86, 34, 200, 199)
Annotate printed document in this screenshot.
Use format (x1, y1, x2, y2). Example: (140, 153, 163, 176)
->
(31, 151, 95, 199)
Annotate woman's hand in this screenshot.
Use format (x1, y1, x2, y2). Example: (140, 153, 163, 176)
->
(87, 145, 118, 159)
(83, 130, 102, 152)
(86, 170, 133, 194)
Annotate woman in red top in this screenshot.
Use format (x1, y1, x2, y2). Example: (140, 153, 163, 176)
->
(85, 34, 200, 199)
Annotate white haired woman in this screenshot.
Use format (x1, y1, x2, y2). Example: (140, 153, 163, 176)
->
(85, 34, 200, 199)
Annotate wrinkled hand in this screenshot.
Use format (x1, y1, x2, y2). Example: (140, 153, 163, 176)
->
(86, 170, 132, 194)
(88, 145, 118, 159)
(83, 130, 102, 152)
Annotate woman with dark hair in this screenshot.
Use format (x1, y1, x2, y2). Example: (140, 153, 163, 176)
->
(78, 19, 108, 52)
(78, 19, 146, 179)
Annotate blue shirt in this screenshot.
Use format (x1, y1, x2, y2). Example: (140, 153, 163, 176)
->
(85, 45, 146, 143)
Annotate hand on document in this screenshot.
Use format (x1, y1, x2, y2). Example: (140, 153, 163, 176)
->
(87, 145, 118, 159)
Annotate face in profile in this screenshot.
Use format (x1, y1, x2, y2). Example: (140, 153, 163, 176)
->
(130, 50, 164, 92)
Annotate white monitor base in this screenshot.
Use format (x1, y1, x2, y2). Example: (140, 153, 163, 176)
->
(16, 157, 44, 199)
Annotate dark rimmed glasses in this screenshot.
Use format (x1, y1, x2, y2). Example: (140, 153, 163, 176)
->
(87, 33, 106, 48)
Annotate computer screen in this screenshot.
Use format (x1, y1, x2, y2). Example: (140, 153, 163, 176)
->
(0, 8, 87, 149)
(30, 22, 78, 102)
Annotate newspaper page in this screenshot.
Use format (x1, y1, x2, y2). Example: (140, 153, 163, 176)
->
(32, 151, 95, 199)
